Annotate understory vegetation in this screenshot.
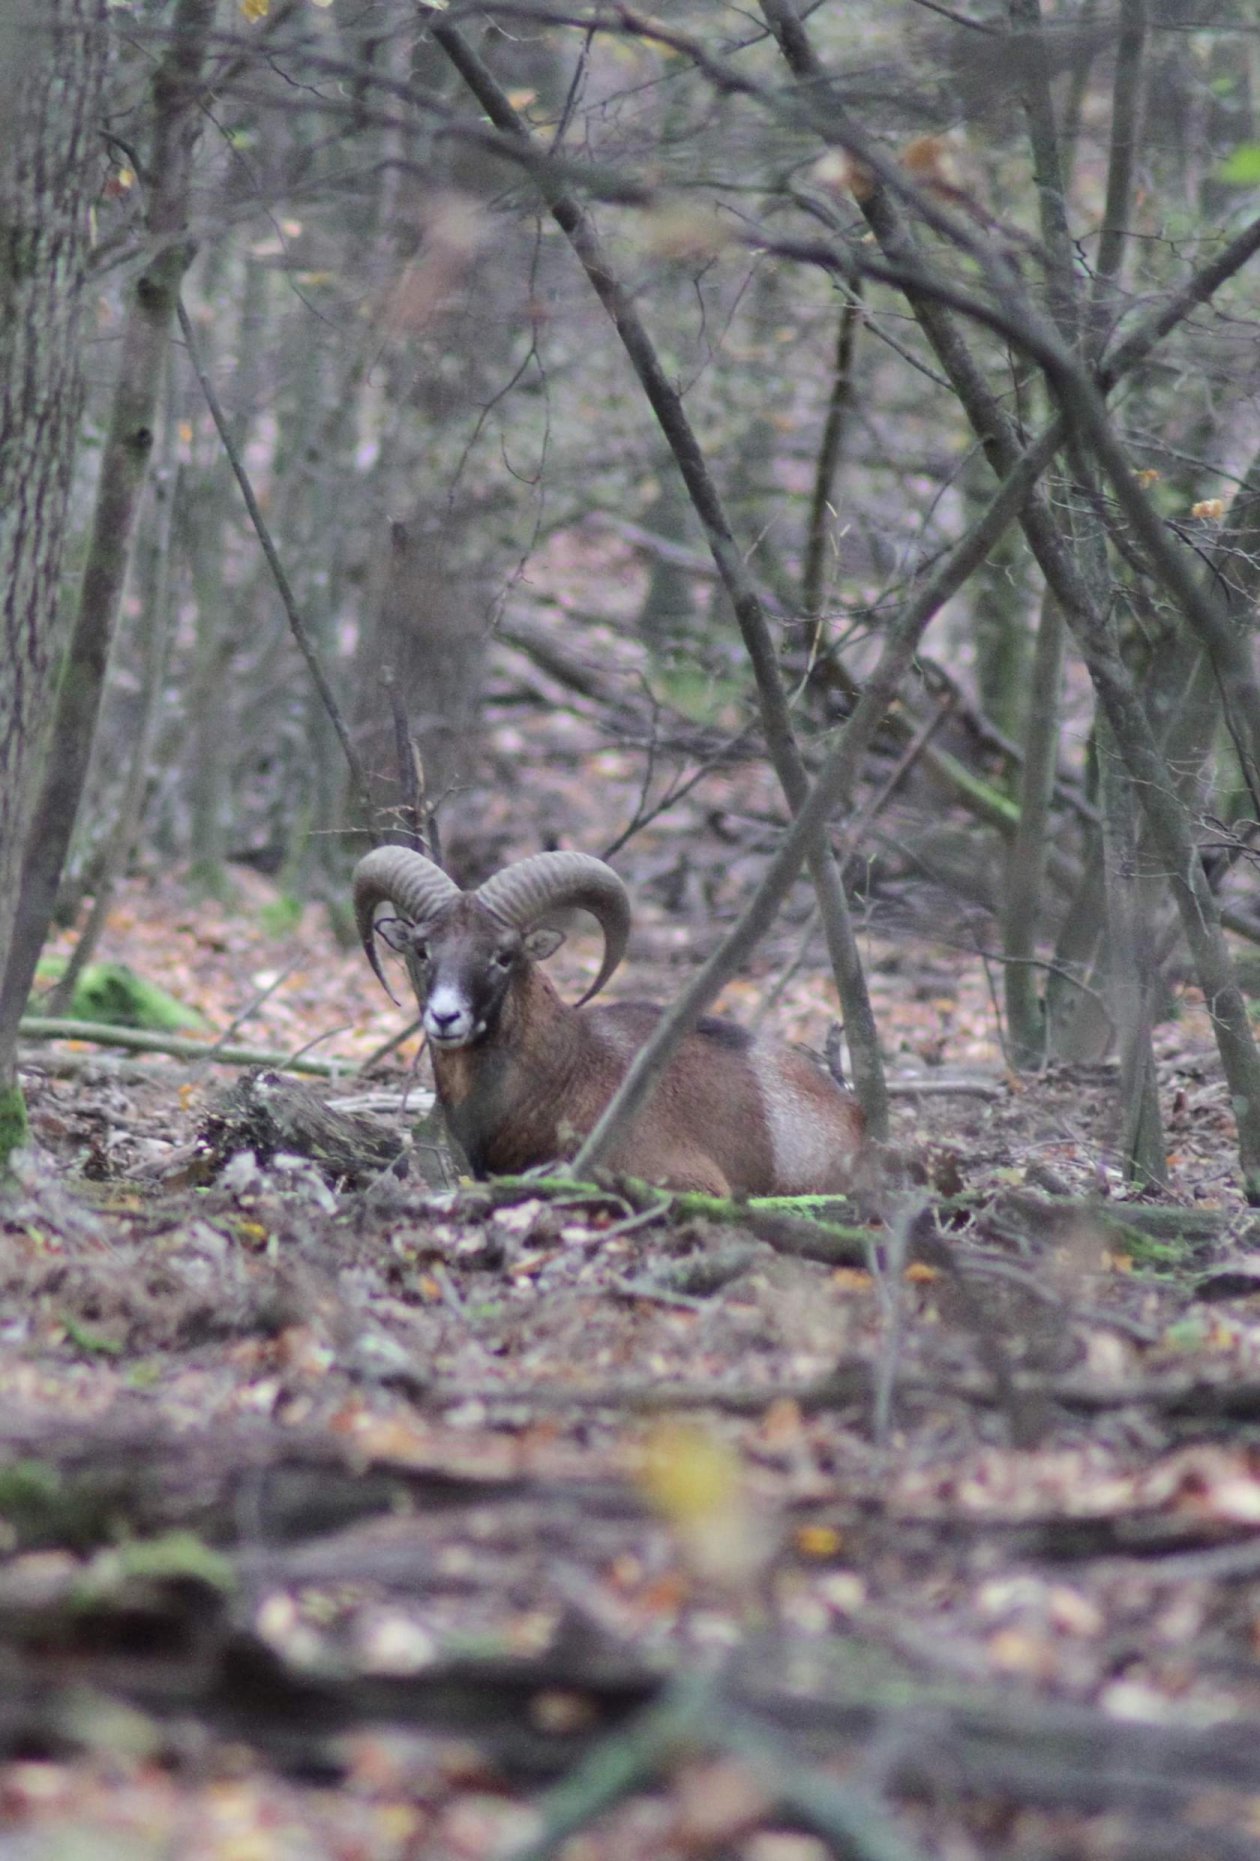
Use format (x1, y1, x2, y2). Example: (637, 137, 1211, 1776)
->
(4, 1, 1260, 1853)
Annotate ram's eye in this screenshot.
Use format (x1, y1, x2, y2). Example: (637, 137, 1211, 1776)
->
(491, 948, 514, 970)
(410, 937, 429, 963)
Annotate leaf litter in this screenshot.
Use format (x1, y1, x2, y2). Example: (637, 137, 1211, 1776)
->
(9, 759, 1260, 1855)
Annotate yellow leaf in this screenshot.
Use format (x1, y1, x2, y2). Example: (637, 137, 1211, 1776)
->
(1135, 468, 1161, 486)
(794, 1523, 843, 1558)
(239, 0, 268, 17)
(637, 1422, 768, 1590)
(638, 1421, 740, 1526)
(506, 89, 537, 110)
(1191, 498, 1225, 520)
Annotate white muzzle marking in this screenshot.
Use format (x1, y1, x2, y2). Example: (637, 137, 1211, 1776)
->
(423, 983, 479, 1047)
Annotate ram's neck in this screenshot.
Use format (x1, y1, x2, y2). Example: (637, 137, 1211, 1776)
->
(431, 965, 594, 1175)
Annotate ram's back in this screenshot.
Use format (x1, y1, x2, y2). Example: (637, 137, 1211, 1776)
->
(586, 1002, 864, 1197)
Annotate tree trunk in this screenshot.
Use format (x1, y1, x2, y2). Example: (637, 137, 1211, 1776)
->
(430, 18, 891, 1139)
(1002, 589, 1066, 1068)
(0, 0, 216, 1093)
(0, 0, 108, 1153)
(1097, 718, 1167, 1187)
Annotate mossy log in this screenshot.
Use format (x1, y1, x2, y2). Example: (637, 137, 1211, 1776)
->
(465, 1171, 880, 1266)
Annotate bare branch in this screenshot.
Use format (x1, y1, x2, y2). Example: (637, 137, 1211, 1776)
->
(425, 8, 890, 1134)
(573, 424, 1059, 1178)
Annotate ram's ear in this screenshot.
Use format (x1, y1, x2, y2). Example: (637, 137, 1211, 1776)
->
(525, 925, 565, 960)
(375, 916, 411, 955)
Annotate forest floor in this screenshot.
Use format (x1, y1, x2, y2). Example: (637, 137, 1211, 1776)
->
(7, 680, 1260, 1859)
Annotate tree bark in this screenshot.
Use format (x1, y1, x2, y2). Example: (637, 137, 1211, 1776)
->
(428, 14, 891, 1137)
(0, 0, 216, 1107)
(0, 0, 108, 1148)
(1002, 591, 1066, 1068)
(762, 0, 1260, 1198)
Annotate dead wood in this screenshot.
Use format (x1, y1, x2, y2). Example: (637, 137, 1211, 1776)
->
(19, 1017, 363, 1077)
(419, 1360, 1260, 1431)
(6, 1569, 1260, 1854)
(462, 1172, 880, 1266)
(0, 1416, 494, 1551)
(189, 1068, 407, 1186)
(0, 1407, 658, 1558)
(966, 1188, 1253, 1251)
(731, 1664, 1260, 1846)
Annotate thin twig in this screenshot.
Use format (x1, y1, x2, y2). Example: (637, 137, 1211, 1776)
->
(748, 905, 820, 1034)
(801, 286, 862, 644)
(836, 690, 956, 874)
(382, 665, 423, 855)
(759, 0, 1260, 1196)
(571, 423, 1060, 1178)
(359, 1013, 425, 1073)
(426, 12, 889, 1135)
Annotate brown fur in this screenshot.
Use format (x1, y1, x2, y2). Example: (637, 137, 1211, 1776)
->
(432, 965, 863, 1196)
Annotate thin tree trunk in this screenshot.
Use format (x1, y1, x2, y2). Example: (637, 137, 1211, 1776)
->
(1003, 590, 1066, 1068)
(1097, 718, 1167, 1187)
(1158, 439, 1260, 813)
(0, 0, 217, 1070)
(966, 473, 1031, 743)
(0, 0, 108, 1147)
(1063, 0, 1163, 1175)
(801, 288, 862, 646)
(429, 17, 891, 1138)
(762, 0, 1260, 1192)
(1045, 828, 1108, 1060)
(47, 449, 183, 1014)
(996, 0, 1076, 1071)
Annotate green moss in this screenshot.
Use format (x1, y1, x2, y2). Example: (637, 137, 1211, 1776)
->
(0, 1083, 29, 1170)
(482, 1173, 875, 1264)
(35, 957, 202, 1032)
(1221, 144, 1260, 185)
(76, 1529, 236, 1599)
(0, 1459, 62, 1516)
(60, 1313, 124, 1357)
(0, 1457, 124, 1550)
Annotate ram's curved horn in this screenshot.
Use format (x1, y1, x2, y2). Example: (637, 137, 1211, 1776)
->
(352, 847, 462, 994)
(475, 852, 631, 1004)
